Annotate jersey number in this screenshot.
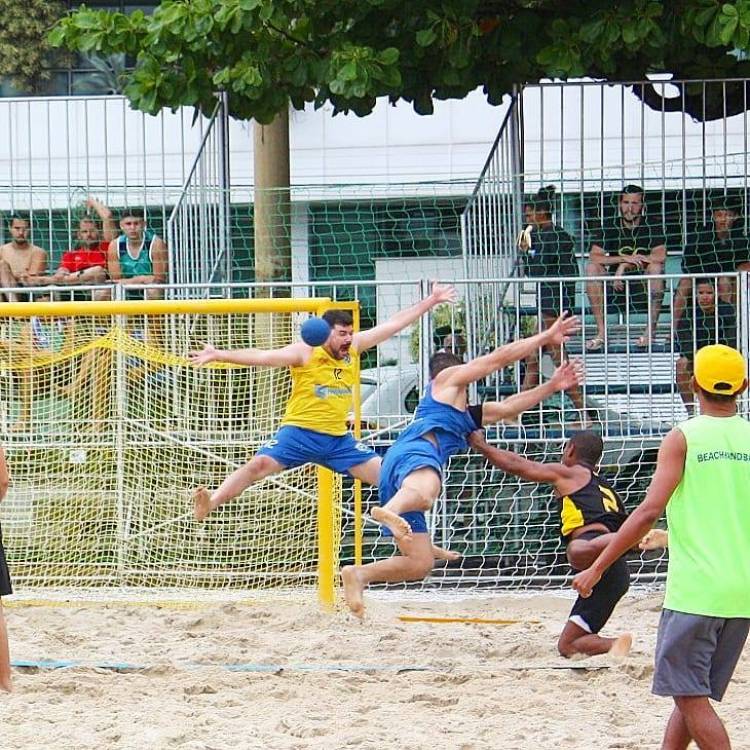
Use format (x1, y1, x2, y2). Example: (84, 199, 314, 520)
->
(600, 486, 620, 513)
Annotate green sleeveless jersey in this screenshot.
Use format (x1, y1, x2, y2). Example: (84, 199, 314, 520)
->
(665, 414, 750, 617)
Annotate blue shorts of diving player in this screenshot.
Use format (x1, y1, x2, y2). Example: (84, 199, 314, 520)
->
(378, 436, 443, 536)
(256, 425, 378, 474)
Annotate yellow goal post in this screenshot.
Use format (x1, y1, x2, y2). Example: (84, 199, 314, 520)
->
(0, 296, 361, 608)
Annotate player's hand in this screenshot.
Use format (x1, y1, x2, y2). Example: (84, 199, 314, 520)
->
(549, 360, 584, 391)
(428, 281, 458, 306)
(639, 528, 668, 551)
(188, 343, 220, 366)
(544, 312, 580, 346)
(572, 566, 601, 598)
(468, 430, 488, 450)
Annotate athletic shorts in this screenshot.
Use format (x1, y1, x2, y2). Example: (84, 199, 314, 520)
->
(377, 436, 443, 536)
(568, 531, 630, 634)
(653, 609, 750, 701)
(0, 525, 12, 597)
(255, 425, 377, 475)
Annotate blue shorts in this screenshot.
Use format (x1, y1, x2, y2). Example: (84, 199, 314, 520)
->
(378, 437, 443, 536)
(256, 425, 377, 475)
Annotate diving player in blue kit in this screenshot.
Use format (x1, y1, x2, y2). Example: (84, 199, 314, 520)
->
(341, 313, 582, 616)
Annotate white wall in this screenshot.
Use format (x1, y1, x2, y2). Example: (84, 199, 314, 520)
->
(374, 256, 465, 365)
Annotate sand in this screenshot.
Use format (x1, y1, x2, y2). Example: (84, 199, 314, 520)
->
(0, 590, 748, 750)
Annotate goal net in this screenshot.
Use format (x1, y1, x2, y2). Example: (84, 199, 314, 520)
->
(0, 297, 355, 601)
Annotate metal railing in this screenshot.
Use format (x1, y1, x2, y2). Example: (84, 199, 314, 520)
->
(166, 94, 232, 293)
(0, 95, 219, 239)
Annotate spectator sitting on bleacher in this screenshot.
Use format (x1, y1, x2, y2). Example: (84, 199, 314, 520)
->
(517, 186, 587, 418)
(585, 184, 667, 351)
(675, 278, 736, 416)
(0, 215, 48, 302)
(106, 207, 167, 299)
(50, 198, 117, 292)
(673, 193, 750, 329)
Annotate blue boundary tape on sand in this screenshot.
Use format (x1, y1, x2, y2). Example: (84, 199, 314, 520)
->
(11, 658, 434, 674)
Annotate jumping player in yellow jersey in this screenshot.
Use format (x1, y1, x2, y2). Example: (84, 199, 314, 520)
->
(468, 430, 634, 658)
(188, 282, 457, 522)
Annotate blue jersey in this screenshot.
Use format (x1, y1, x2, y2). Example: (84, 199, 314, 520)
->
(378, 386, 482, 535)
(396, 384, 481, 464)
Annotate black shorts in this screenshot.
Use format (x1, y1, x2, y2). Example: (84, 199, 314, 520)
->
(0, 525, 12, 597)
(568, 531, 629, 634)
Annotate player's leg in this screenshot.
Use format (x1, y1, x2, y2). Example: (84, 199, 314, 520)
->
(342, 532, 434, 617)
(668, 698, 729, 750)
(195, 426, 325, 520)
(0, 599, 11, 692)
(661, 704, 695, 750)
(370, 467, 442, 541)
(559, 556, 631, 657)
(194, 454, 284, 521)
(346, 456, 381, 486)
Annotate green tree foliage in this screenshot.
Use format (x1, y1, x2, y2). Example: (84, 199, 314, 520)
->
(0, 0, 66, 92)
(49, 0, 750, 122)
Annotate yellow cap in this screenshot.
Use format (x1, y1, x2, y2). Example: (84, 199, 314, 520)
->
(694, 344, 747, 395)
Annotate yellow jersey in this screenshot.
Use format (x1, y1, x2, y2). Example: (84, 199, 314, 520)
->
(280, 346, 356, 436)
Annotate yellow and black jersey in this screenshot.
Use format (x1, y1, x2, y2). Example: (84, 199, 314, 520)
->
(559, 470, 628, 539)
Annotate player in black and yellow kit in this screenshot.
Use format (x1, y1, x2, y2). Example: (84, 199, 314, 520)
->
(469, 430, 634, 658)
(188, 282, 457, 522)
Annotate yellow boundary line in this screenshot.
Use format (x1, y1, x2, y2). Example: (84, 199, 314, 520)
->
(0, 296, 344, 318)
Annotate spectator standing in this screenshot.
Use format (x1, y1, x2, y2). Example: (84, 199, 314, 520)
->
(519, 186, 586, 417)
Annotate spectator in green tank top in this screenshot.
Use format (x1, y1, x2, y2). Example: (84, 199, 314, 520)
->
(106, 207, 167, 300)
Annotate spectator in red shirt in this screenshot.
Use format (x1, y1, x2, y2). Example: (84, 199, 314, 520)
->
(51, 198, 116, 289)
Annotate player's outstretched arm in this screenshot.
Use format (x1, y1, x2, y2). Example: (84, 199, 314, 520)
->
(572, 428, 685, 597)
(468, 431, 577, 485)
(188, 341, 309, 368)
(439, 313, 580, 388)
(352, 281, 457, 353)
(480, 361, 583, 424)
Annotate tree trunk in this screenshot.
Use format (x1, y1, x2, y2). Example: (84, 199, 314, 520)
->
(253, 109, 291, 294)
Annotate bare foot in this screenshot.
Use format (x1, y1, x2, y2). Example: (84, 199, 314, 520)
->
(341, 566, 365, 618)
(0, 677, 12, 692)
(370, 506, 412, 540)
(609, 633, 633, 658)
(432, 544, 460, 562)
(193, 486, 212, 522)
